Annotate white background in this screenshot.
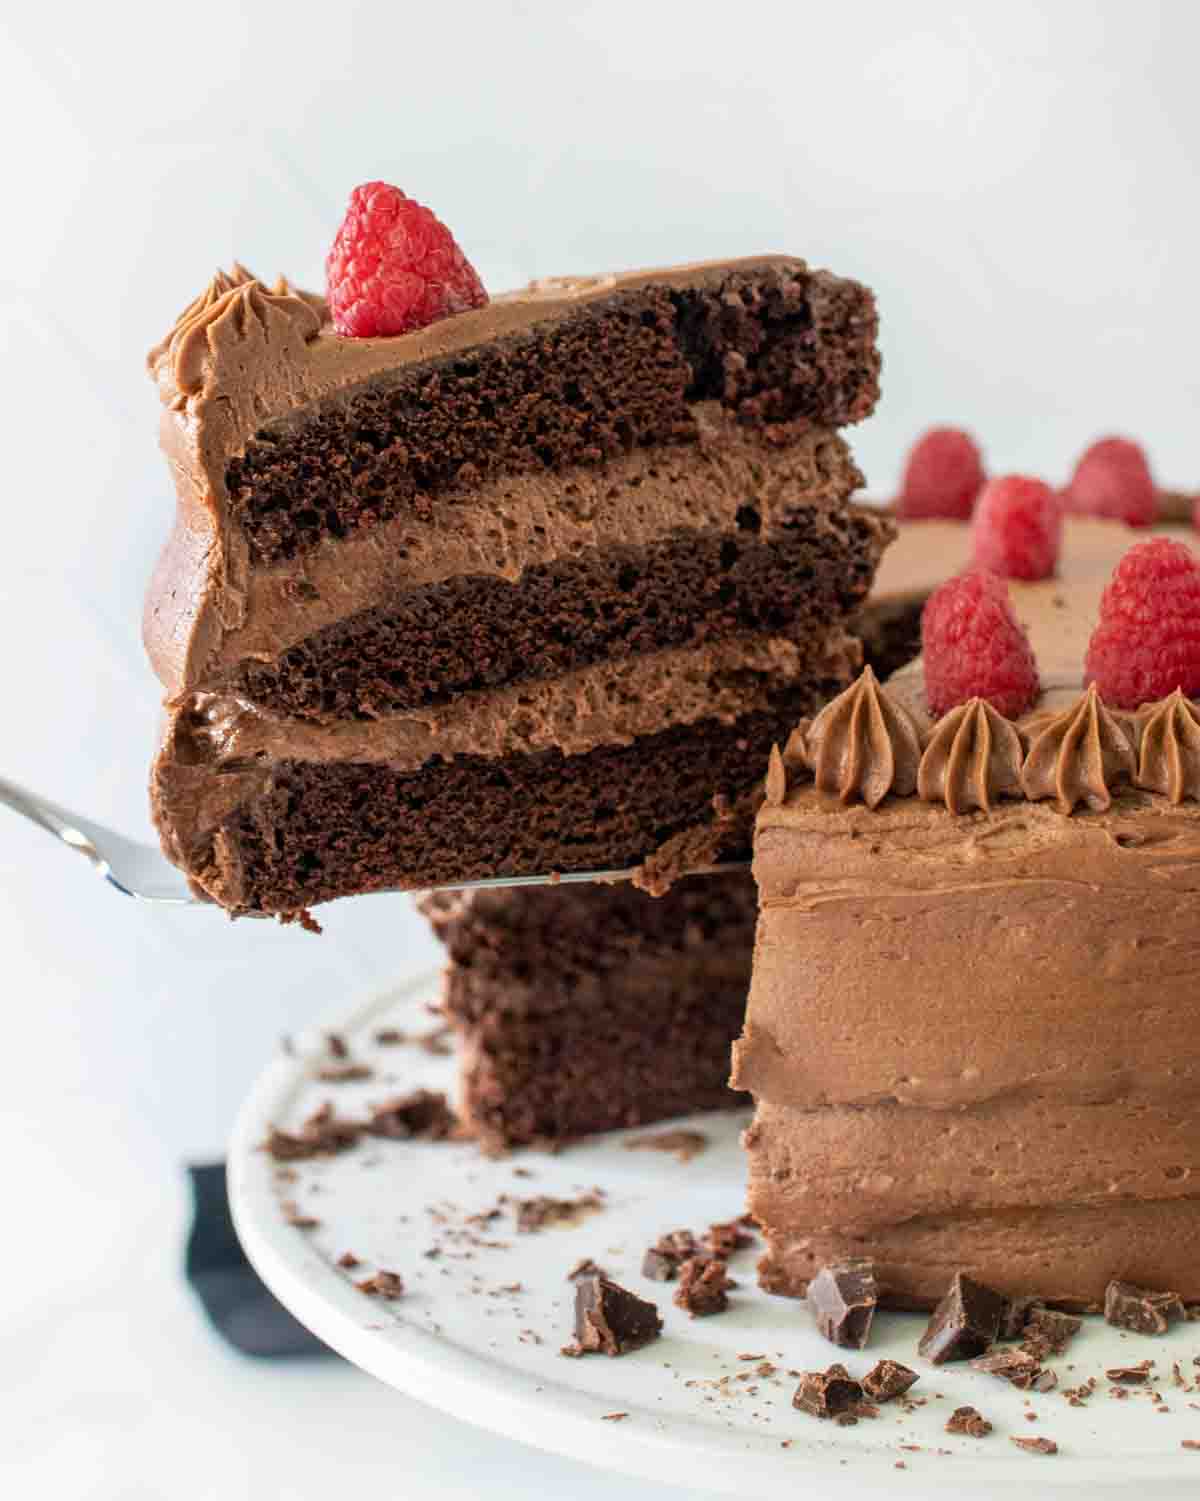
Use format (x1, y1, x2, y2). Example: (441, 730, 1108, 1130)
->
(1, 3, 1196, 1497)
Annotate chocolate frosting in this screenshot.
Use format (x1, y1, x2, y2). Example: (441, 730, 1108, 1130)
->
(1021, 685, 1137, 813)
(916, 698, 1024, 814)
(1135, 688, 1200, 803)
(799, 665, 925, 809)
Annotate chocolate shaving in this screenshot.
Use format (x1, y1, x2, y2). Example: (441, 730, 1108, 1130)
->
(315, 1062, 374, 1083)
(513, 1191, 604, 1232)
(264, 1101, 363, 1160)
(623, 1129, 708, 1164)
(862, 1358, 920, 1403)
(1107, 1361, 1155, 1385)
(366, 1089, 457, 1141)
(641, 1228, 700, 1281)
(792, 1363, 863, 1419)
(945, 1405, 992, 1437)
(356, 1270, 405, 1299)
(971, 1348, 1047, 1390)
(1010, 1436, 1058, 1456)
(1104, 1279, 1187, 1335)
(673, 1257, 732, 1317)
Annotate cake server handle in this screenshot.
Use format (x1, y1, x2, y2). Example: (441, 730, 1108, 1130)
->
(0, 773, 747, 906)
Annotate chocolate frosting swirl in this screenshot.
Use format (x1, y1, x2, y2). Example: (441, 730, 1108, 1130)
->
(917, 698, 1024, 815)
(799, 666, 925, 809)
(1135, 689, 1200, 803)
(1020, 684, 1137, 813)
(147, 266, 324, 406)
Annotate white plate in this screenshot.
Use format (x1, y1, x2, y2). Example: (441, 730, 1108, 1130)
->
(230, 974, 1200, 1498)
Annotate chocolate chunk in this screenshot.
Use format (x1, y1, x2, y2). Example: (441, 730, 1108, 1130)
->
(571, 1274, 662, 1356)
(704, 1219, 754, 1257)
(999, 1295, 1041, 1340)
(673, 1257, 732, 1317)
(1010, 1436, 1058, 1456)
(356, 1270, 405, 1299)
(1107, 1361, 1155, 1385)
(971, 1348, 1046, 1390)
(945, 1405, 992, 1437)
(337, 1251, 361, 1269)
(806, 1259, 878, 1349)
(641, 1228, 700, 1281)
(1104, 1279, 1187, 1335)
(366, 1089, 457, 1141)
(566, 1257, 605, 1282)
(1020, 1307, 1082, 1356)
(792, 1363, 864, 1419)
(861, 1358, 920, 1403)
(917, 1271, 1005, 1365)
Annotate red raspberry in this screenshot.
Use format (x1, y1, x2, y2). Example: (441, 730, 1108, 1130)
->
(326, 182, 488, 338)
(1083, 538, 1200, 709)
(896, 427, 986, 520)
(971, 474, 1062, 581)
(922, 570, 1040, 719)
(1063, 436, 1156, 527)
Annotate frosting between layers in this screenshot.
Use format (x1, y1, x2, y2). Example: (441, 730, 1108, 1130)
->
(185, 631, 861, 779)
(146, 411, 863, 689)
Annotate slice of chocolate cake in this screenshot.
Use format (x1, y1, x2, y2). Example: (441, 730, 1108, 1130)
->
(144, 252, 890, 917)
(421, 872, 756, 1150)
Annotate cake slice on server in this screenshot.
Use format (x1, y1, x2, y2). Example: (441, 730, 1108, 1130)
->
(733, 518, 1200, 1311)
(143, 182, 892, 918)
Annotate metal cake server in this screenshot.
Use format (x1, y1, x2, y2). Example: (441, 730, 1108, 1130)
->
(1, 774, 722, 907)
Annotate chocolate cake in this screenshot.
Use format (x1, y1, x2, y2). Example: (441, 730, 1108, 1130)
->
(421, 872, 757, 1149)
(143, 256, 890, 917)
(733, 517, 1200, 1311)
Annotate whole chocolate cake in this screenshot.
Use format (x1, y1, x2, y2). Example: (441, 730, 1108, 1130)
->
(733, 518, 1200, 1311)
(143, 252, 891, 916)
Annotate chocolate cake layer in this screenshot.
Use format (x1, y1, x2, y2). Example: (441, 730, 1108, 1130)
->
(231, 516, 882, 722)
(184, 685, 845, 916)
(423, 873, 756, 1148)
(223, 263, 879, 565)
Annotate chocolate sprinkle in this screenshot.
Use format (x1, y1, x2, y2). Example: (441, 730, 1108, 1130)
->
(806, 1259, 878, 1349)
(569, 1274, 662, 1357)
(917, 1272, 1006, 1365)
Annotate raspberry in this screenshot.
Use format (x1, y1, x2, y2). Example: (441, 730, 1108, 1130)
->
(922, 571, 1040, 719)
(971, 474, 1062, 581)
(326, 181, 488, 338)
(1083, 538, 1200, 709)
(896, 427, 986, 520)
(1063, 436, 1156, 527)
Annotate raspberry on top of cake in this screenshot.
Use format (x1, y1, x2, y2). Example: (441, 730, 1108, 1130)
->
(734, 518, 1200, 1313)
(143, 182, 894, 918)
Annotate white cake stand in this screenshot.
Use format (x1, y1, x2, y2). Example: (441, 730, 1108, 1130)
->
(229, 974, 1200, 1498)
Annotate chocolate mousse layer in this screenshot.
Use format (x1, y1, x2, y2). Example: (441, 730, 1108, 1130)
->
(734, 519, 1200, 1309)
(145, 254, 890, 915)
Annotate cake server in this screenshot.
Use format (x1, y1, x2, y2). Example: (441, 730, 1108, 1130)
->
(1, 774, 736, 906)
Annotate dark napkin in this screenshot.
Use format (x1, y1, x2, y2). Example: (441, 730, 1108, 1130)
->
(185, 1162, 337, 1358)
